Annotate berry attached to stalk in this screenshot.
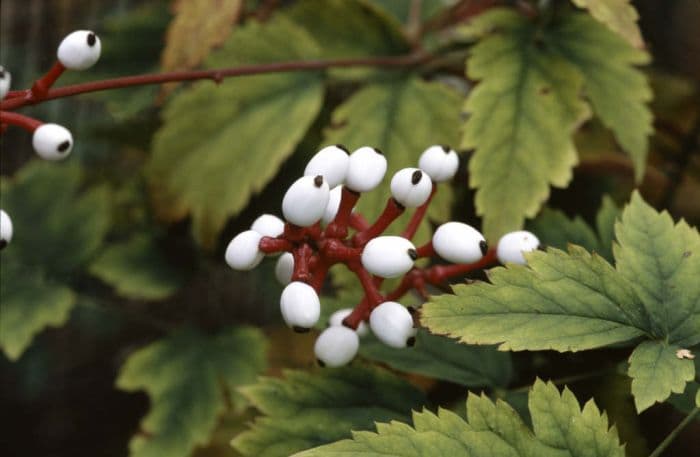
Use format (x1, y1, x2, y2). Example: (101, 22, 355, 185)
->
(304, 145, 349, 188)
(361, 236, 417, 278)
(314, 326, 359, 367)
(282, 175, 330, 227)
(496, 230, 540, 265)
(432, 222, 487, 264)
(0, 66, 11, 99)
(57, 31, 102, 70)
(32, 123, 74, 160)
(225, 230, 264, 271)
(390, 168, 433, 208)
(418, 145, 459, 182)
(345, 147, 387, 192)
(370, 301, 416, 348)
(0, 209, 13, 250)
(280, 281, 321, 332)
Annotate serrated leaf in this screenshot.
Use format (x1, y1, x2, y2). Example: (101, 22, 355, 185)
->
(628, 340, 695, 412)
(297, 379, 624, 456)
(548, 12, 651, 180)
(614, 192, 700, 346)
(463, 10, 588, 239)
(117, 326, 266, 457)
(89, 234, 184, 300)
(161, 0, 242, 72)
(596, 195, 620, 260)
(368, 0, 457, 24)
(571, 0, 643, 48)
(0, 162, 110, 360)
(696, 388, 700, 407)
(360, 329, 512, 387)
(148, 15, 324, 246)
(324, 76, 461, 244)
(232, 366, 426, 457)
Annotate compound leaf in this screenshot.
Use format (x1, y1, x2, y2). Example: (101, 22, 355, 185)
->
(117, 326, 266, 457)
(571, 0, 643, 48)
(148, 15, 324, 246)
(324, 76, 462, 244)
(297, 379, 625, 457)
(614, 192, 700, 346)
(0, 162, 109, 360)
(463, 10, 588, 240)
(627, 340, 695, 412)
(360, 329, 512, 388)
(89, 234, 184, 300)
(232, 365, 426, 457)
(549, 12, 652, 180)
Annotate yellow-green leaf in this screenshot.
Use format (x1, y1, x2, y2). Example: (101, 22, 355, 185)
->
(148, 15, 324, 246)
(571, 0, 643, 48)
(297, 380, 625, 457)
(117, 326, 266, 457)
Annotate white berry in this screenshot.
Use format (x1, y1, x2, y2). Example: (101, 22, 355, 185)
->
(225, 230, 263, 271)
(369, 301, 416, 348)
(390, 168, 433, 208)
(0, 66, 11, 99)
(251, 214, 285, 238)
(497, 230, 540, 265)
(314, 326, 359, 367)
(361, 236, 416, 278)
(57, 30, 101, 70)
(304, 145, 349, 188)
(282, 175, 330, 227)
(432, 222, 487, 264)
(329, 308, 369, 337)
(32, 123, 73, 160)
(280, 281, 321, 331)
(418, 145, 459, 182)
(0, 209, 13, 249)
(275, 252, 294, 285)
(322, 185, 344, 225)
(345, 146, 387, 192)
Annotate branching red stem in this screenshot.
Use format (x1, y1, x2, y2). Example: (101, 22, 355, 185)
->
(0, 111, 42, 132)
(352, 198, 405, 246)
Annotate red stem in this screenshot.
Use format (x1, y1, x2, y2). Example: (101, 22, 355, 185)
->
(319, 238, 362, 263)
(402, 184, 436, 240)
(349, 212, 370, 231)
(28, 62, 65, 100)
(258, 236, 293, 254)
(348, 261, 384, 307)
(424, 248, 498, 284)
(0, 111, 42, 132)
(352, 198, 405, 246)
(325, 187, 360, 239)
(1, 53, 429, 111)
(415, 241, 435, 258)
(291, 244, 314, 282)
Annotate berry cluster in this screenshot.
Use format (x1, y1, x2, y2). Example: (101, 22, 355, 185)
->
(225, 145, 540, 367)
(0, 30, 102, 250)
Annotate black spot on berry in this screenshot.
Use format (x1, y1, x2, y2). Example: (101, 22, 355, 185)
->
(0, 69, 5, 78)
(87, 33, 96, 47)
(440, 145, 450, 153)
(317, 358, 326, 367)
(0, 239, 7, 250)
(373, 147, 384, 155)
(335, 144, 348, 153)
(406, 337, 416, 347)
(57, 140, 71, 153)
(406, 306, 416, 315)
(537, 244, 547, 252)
(411, 170, 422, 185)
(479, 240, 488, 256)
(408, 248, 418, 260)
(293, 326, 310, 333)
(313, 175, 324, 187)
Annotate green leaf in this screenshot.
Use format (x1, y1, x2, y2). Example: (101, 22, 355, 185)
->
(462, 10, 588, 239)
(696, 387, 700, 408)
(117, 326, 266, 457)
(324, 76, 462, 244)
(628, 340, 696, 412)
(0, 162, 110, 360)
(596, 195, 621, 260)
(89, 234, 184, 300)
(548, 12, 652, 181)
(422, 245, 647, 352)
(571, 0, 643, 48)
(368, 0, 456, 24)
(360, 329, 512, 387)
(148, 15, 324, 246)
(232, 365, 426, 457)
(614, 192, 700, 346)
(297, 379, 625, 456)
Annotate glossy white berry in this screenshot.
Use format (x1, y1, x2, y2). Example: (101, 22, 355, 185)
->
(251, 214, 285, 238)
(322, 185, 344, 225)
(0, 66, 11, 99)
(314, 326, 359, 367)
(225, 230, 263, 271)
(280, 281, 321, 331)
(390, 168, 433, 208)
(275, 252, 294, 285)
(0, 209, 13, 249)
(432, 222, 487, 264)
(370, 301, 416, 348)
(418, 145, 459, 182)
(282, 175, 330, 227)
(304, 145, 349, 188)
(497, 230, 540, 265)
(345, 146, 387, 192)
(32, 123, 73, 160)
(57, 30, 101, 70)
(329, 308, 369, 337)
(361, 236, 417, 278)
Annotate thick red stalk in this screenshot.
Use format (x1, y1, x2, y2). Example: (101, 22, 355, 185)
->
(424, 248, 498, 284)
(291, 244, 314, 282)
(324, 187, 360, 239)
(28, 62, 65, 100)
(352, 198, 405, 246)
(415, 242, 435, 258)
(0, 111, 42, 131)
(258, 237, 293, 254)
(348, 212, 370, 231)
(401, 184, 436, 240)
